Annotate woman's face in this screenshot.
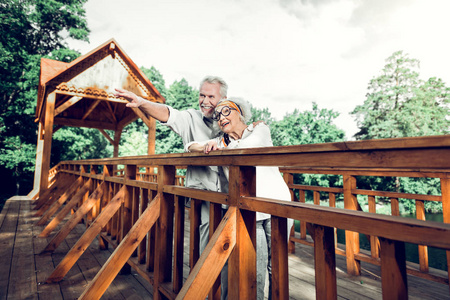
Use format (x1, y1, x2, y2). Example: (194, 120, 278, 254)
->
(215, 105, 243, 134)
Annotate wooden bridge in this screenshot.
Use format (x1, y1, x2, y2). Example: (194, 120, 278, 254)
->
(2, 135, 450, 299)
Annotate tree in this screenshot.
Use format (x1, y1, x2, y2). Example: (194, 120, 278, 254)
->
(351, 51, 450, 213)
(0, 0, 89, 201)
(352, 51, 450, 139)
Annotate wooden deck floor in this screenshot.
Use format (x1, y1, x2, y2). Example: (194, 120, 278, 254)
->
(1, 196, 449, 299)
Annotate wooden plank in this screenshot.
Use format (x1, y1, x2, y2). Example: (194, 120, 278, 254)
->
(40, 182, 104, 254)
(0, 198, 20, 298)
(7, 199, 38, 299)
(380, 238, 408, 300)
(176, 207, 236, 300)
(312, 223, 337, 300)
(38, 178, 91, 237)
(39, 92, 56, 195)
(271, 216, 289, 300)
(45, 187, 126, 283)
(78, 194, 161, 300)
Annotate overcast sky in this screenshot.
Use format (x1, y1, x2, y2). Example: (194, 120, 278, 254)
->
(67, 0, 450, 139)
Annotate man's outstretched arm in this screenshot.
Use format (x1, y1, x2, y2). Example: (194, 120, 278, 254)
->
(114, 88, 170, 122)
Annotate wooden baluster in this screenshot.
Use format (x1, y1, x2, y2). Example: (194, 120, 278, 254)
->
(440, 177, 450, 292)
(283, 172, 296, 254)
(329, 193, 338, 250)
(416, 200, 429, 273)
(343, 174, 361, 275)
(209, 202, 223, 300)
(271, 216, 289, 300)
(379, 237, 408, 300)
(173, 195, 185, 294)
(138, 188, 148, 264)
(146, 189, 157, 272)
(228, 165, 257, 300)
(312, 223, 337, 300)
(154, 165, 175, 300)
(368, 195, 380, 258)
(391, 197, 400, 216)
(121, 165, 136, 274)
(101, 165, 113, 249)
(189, 198, 202, 269)
(299, 189, 307, 240)
(131, 185, 140, 257)
(313, 190, 320, 205)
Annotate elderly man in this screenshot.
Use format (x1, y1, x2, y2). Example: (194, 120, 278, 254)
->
(115, 75, 226, 253)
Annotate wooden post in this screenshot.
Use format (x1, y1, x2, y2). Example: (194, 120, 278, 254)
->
(379, 237, 408, 300)
(313, 224, 337, 300)
(228, 166, 257, 300)
(39, 92, 56, 197)
(113, 129, 122, 158)
(440, 177, 450, 291)
(153, 165, 175, 300)
(343, 174, 361, 275)
(99, 165, 113, 250)
(368, 195, 380, 258)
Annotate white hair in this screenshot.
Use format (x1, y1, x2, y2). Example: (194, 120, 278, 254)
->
(217, 97, 252, 124)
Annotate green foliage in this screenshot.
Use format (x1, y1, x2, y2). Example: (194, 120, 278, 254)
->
(52, 128, 112, 162)
(352, 50, 450, 139)
(271, 102, 345, 146)
(250, 106, 275, 126)
(0, 0, 89, 200)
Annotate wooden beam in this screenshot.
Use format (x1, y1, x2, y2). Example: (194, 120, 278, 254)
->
(81, 99, 101, 120)
(54, 117, 116, 130)
(41, 182, 104, 254)
(176, 207, 236, 300)
(54, 96, 83, 116)
(98, 129, 114, 145)
(78, 193, 160, 299)
(46, 187, 127, 283)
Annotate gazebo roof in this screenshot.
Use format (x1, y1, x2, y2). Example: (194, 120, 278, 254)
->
(35, 38, 165, 131)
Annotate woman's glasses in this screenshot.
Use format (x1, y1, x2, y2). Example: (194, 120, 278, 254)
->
(212, 106, 236, 121)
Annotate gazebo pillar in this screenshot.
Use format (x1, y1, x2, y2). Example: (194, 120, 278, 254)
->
(30, 92, 56, 198)
(148, 118, 156, 155)
(113, 129, 122, 158)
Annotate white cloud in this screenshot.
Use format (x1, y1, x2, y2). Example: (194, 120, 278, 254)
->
(68, 0, 450, 140)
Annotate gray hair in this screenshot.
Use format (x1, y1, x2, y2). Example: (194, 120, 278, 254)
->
(200, 76, 228, 98)
(217, 97, 252, 124)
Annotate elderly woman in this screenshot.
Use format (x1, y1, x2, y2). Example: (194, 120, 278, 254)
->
(187, 98, 291, 300)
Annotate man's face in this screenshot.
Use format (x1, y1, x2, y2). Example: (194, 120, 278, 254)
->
(199, 82, 223, 118)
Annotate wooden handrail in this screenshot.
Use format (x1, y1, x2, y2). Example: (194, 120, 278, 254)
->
(38, 135, 450, 299)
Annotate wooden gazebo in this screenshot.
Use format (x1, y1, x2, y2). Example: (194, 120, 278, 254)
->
(29, 39, 165, 199)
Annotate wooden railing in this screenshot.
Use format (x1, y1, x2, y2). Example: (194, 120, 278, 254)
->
(33, 135, 450, 299)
